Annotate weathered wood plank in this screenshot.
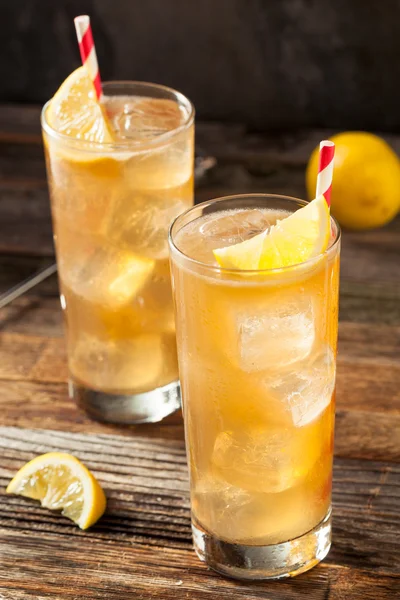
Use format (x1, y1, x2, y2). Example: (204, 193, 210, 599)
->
(1, 339, 397, 416)
(336, 362, 400, 414)
(338, 322, 400, 364)
(0, 526, 398, 600)
(0, 335, 67, 383)
(196, 124, 400, 170)
(339, 280, 400, 325)
(0, 532, 398, 600)
(0, 105, 41, 142)
(0, 378, 183, 441)
(0, 426, 399, 594)
(0, 288, 398, 463)
(340, 225, 400, 285)
(0, 372, 398, 461)
(0, 256, 57, 294)
(0, 184, 52, 256)
(0, 143, 46, 182)
(1, 318, 399, 387)
(335, 411, 400, 462)
(1, 275, 399, 341)
(0, 296, 63, 337)
(0, 333, 52, 380)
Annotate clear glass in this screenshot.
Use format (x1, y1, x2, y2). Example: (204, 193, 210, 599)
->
(169, 194, 340, 579)
(42, 81, 194, 423)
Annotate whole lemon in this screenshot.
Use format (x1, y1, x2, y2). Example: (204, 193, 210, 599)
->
(306, 132, 400, 229)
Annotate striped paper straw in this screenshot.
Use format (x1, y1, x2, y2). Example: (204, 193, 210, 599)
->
(74, 15, 102, 100)
(316, 140, 335, 206)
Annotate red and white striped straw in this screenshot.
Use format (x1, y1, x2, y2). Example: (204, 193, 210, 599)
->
(74, 15, 102, 100)
(316, 140, 335, 207)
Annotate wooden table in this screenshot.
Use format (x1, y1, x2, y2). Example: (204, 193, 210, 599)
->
(0, 106, 399, 599)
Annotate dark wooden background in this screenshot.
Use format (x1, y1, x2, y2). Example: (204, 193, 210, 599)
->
(1, 0, 400, 130)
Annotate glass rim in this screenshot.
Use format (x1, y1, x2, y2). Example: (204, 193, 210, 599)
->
(169, 193, 341, 276)
(41, 79, 195, 151)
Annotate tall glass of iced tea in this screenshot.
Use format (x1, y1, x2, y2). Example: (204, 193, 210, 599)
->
(169, 194, 340, 579)
(42, 74, 194, 423)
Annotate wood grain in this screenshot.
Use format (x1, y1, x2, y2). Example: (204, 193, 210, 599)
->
(0, 106, 399, 598)
(0, 256, 57, 294)
(2, 319, 399, 407)
(0, 328, 399, 463)
(0, 531, 398, 600)
(0, 184, 52, 256)
(1, 275, 400, 334)
(0, 105, 42, 142)
(0, 295, 62, 337)
(0, 427, 399, 600)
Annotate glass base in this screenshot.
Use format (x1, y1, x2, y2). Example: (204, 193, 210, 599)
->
(70, 379, 181, 424)
(192, 509, 331, 580)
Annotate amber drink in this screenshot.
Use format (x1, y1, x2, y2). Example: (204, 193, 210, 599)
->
(169, 194, 340, 579)
(42, 82, 194, 423)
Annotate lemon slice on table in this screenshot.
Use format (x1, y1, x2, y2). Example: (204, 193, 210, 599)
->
(213, 195, 331, 270)
(6, 452, 106, 530)
(46, 66, 113, 143)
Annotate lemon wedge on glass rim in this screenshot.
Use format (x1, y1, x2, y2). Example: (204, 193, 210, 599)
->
(213, 195, 331, 270)
(6, 452, 106, 530)
(46, 66, 113, 143)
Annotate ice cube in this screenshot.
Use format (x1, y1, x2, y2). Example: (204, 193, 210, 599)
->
(198, 209, 275, 247)
(70, 333, 163, 392)
(61, 245, 154, 309)
(235, 296, 315, 372)
(193, 473, 321, 545)
(195, 476, 253, 509)
(120, 98, 193, 191)
(211, 427, 319, 494)
(267, 347, 336, 427)
(107, 97, 186, 141)
(125, 146, 193, 191)
(193, 475, 255, 541)
(134, 259, 176, 333)
(108, 196, 191, 260)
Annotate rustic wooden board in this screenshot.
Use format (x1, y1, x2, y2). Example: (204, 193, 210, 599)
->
(0, 105, 399, 598)
(0, 427, 399, 599)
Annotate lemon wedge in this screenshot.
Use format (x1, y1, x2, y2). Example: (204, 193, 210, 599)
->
(46, 66, 113, 143)
(6, 452, 106, 530)
(213, 196, 331, 270)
